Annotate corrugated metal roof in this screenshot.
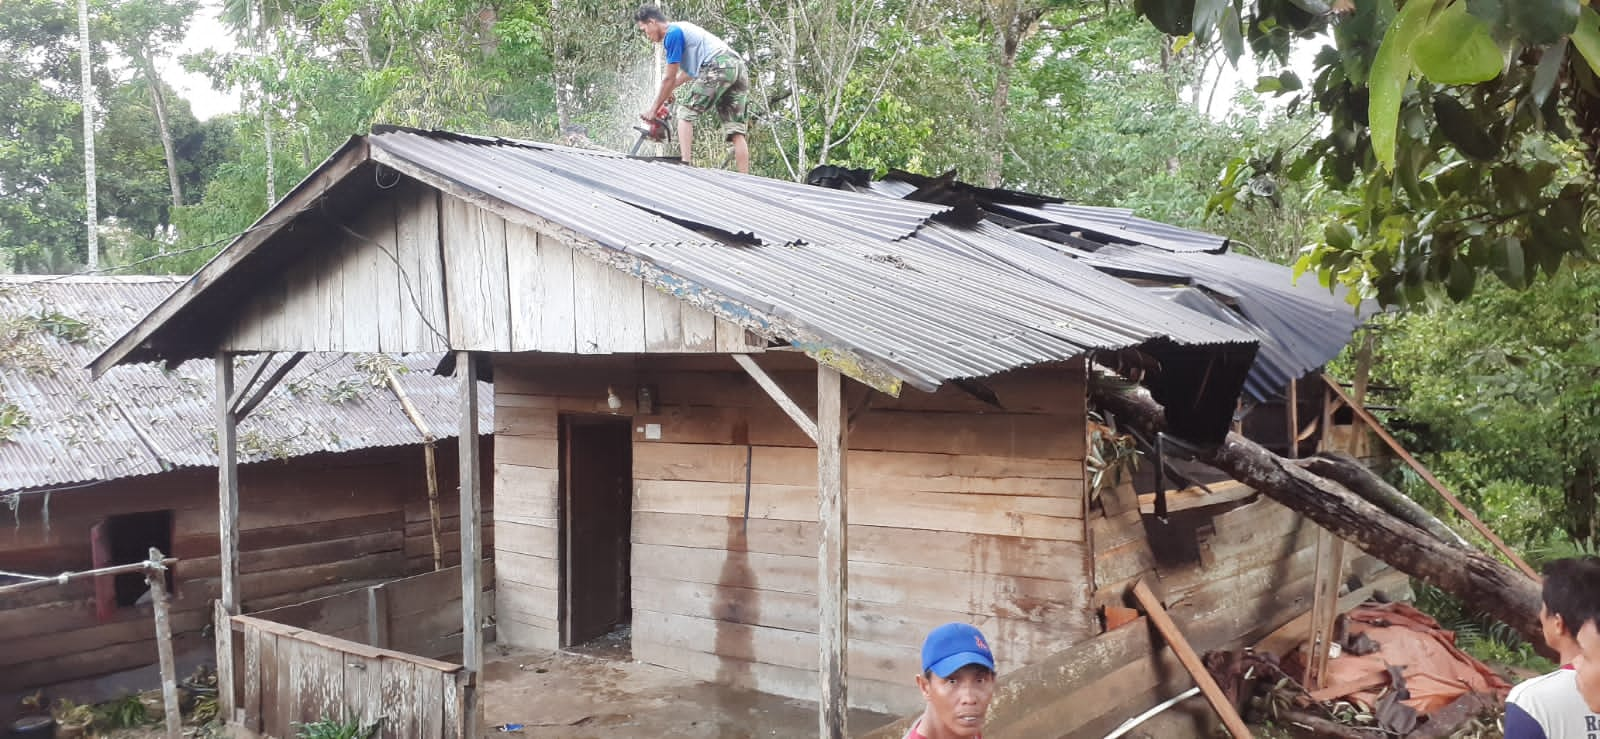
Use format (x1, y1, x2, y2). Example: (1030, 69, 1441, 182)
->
(0, 276, 491, 493)
(843, 173, 1365, 402)
(1062, 245, 1367, 401)
(364, 127, 1257, 392)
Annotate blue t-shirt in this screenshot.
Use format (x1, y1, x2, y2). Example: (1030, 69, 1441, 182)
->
(1505, 667, 1600, 739)
(662, 21, 731, 79)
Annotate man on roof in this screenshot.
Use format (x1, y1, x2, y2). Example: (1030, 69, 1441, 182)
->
(634, 5, 750, 173)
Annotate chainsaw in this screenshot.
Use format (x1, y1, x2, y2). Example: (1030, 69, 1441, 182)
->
(628, 103, 673, 156)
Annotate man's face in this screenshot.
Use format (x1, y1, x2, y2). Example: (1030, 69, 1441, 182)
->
(637, 19, 665, 43)
(1577, 620, 1600, 712)
(915, 664, 994, 738)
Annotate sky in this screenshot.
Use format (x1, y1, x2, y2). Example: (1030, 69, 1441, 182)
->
(159, 0, 239, 120)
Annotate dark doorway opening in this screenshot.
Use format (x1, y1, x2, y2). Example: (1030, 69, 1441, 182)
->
(559, 415, 633, 651)
(93, 510, 174, 610)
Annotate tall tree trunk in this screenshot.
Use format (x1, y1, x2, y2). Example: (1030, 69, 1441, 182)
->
(76, 0, 98, 271)
(1089, 375, 1547, 650)
(985, 39, 1016, 188)
(1565, 449, 1597, 543)
(982, 5, 1046, 188)
(136, 48, 184, 210)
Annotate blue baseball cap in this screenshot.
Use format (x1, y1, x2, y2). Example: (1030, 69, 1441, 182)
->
(921, 623, 995, 678)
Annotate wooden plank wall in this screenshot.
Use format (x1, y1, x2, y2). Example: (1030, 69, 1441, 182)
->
(249, 562, 496, 661)
(233, 614, 471, 739)
(225, 181, 763, 356)
(492, 353, 1095, 714)
(0, 442, 492, 704)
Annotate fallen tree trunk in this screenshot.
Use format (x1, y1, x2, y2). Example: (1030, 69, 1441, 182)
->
(1297, 453, 1471, 550)
(1091, 376, 1545, 648)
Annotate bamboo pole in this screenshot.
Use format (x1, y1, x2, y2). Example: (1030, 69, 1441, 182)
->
(146, 548, 182, 739)
(385, 367, 444, 571)
(0, 558, 177, 597)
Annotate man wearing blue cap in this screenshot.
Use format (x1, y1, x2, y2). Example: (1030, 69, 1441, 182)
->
(907, 623, 996, 739)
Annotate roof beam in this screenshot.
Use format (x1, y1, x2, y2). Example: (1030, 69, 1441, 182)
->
(733, 353, 817, 443)
(229, 352, 306, 423)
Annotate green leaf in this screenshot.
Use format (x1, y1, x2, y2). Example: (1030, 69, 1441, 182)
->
(1507, 0, 1579, 46)
(1447, 255, 1477, 301)
(1325, 222, 1355, 250)
(1371, 0, 1439, 171)
(1413, 1, 1504, 85)
(1572, 7, 1600, 76)
(1532, 39, 1568, 106)
(1138, 0, 1197, 35)
(1219, 5, 1245, 65)
(1193, 0, 1228, 40)
(1433, 93, 1501, 161)
(1490, 236, 1526, 288)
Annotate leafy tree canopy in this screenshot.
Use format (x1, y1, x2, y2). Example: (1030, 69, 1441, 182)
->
(1151, 0, 1600, 306)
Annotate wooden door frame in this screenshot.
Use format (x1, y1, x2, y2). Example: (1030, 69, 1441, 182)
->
(557, 413, 633, 647)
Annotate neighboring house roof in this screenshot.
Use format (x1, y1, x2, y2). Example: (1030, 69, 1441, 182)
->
(93, 128, 1259, 425)
(842, 173, 1367, 403)
(0, 275, 491, 493)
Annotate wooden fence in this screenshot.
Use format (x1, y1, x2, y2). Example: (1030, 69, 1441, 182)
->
(247, 561, 494, 660)
(232, 614, 472, 738)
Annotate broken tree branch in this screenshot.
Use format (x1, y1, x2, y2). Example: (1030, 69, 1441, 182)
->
(1089, 373, 1545, 648)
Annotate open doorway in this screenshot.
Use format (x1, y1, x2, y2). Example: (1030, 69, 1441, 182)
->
(559, 414, 633, 653)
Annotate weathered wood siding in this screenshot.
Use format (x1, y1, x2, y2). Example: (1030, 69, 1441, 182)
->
(232, 614, 471, 739)
(0, 442, 492, 706)
(492, 353, 1093, 713)
(224, 182, 763, 355)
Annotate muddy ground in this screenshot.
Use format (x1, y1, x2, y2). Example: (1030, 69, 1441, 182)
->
(481, 636, 897, 738)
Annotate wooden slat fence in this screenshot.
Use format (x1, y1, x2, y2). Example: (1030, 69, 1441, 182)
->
(232, 614, 471, 739)
(248, 561, 494, 660)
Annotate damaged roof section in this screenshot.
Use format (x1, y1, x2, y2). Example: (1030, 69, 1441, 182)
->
(829, 171, 1367, 402)
(1, 276, 490, 493)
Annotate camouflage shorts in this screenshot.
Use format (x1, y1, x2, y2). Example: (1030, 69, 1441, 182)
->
(678, 50, 749, 140)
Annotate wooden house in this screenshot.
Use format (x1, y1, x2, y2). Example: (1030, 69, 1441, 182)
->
(90, 128, 1392, 738)
(0, 276, 491, 721)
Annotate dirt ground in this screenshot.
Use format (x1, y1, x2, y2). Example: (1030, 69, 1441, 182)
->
(480, 633, 897, 738)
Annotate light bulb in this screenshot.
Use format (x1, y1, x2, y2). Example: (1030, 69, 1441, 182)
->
(606, 386, 623, 411)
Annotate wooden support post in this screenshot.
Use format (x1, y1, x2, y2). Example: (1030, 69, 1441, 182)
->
(1321, 374, 1539, 580)
(1131, 580, 1253, 739)
(1307, 383, 1347, 691)
(1305, 532, 1346, 690)
(385, 366, 445, 571)
(1285, 378, 1299, 460)
(214, 352, 240, 722)
(456, 350, 483, 734)
(735, 353, 819, 442)
(146, 548, 181, 739)
(817, 364, 848, 739)
(367, 584, 390, 649)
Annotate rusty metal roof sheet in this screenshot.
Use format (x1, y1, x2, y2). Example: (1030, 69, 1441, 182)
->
(0, 276, 490, 494)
